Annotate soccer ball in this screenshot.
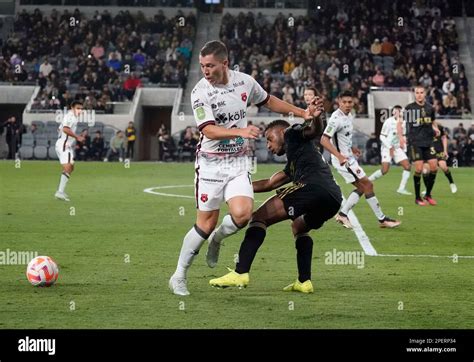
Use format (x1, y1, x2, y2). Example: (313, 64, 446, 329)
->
(26, 256, 59, 287)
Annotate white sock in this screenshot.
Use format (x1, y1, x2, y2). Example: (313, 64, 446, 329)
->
(213, 214, 241, 244)
(368, 169, 383, 181)
(175, 226, 207, 279)
(340, 191, 361, 215)
(366, 195, 385, 221)
(58, 172, 70, 193)
(399, 170, 411, 190)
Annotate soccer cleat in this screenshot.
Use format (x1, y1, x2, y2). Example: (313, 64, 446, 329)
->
(335, 213, 353, 229)
(54, 191, 70, 202)
(450, 183, 457, 193)
(206, 230, 221, 268)
(423, 196, 437, 206)
(415, 198, 427, 206)
(397, 188, 412, 195)
(283, 280, 314, 294)
(168, 275, 190, 296)
(209, 268, 249, 289)
(379, 216, 401, 228)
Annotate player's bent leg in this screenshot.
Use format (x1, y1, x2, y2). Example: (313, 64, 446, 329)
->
(337, 185, 363, 229)
(397, 159, 412, 195)
(438, 160, 457, 193)
(55, 163, 73, 202)
(206, 196, 252, 268)
(209, 195, 289, 289)
(170, 210, 218, 296)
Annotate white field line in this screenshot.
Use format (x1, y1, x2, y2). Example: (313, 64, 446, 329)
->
(144, 186, 474, 259)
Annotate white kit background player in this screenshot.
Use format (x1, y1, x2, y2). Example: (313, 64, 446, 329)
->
(55, 101, 85, 202)
(320, 91, 401, 229)
(169, 40, 316, 295)
(368, 105, 412, 195)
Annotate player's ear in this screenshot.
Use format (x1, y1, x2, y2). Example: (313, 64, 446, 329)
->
(222, 58, 228, 67)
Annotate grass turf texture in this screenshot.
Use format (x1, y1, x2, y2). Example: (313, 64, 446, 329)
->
(0, 160, 473, 329)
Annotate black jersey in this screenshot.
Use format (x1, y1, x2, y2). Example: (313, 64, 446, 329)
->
(405, 101, 436, 147)
(283, 124, 341, 200)
(433, 126, 449, 152)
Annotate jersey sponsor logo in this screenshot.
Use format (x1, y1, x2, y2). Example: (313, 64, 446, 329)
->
(196, 107, 206, 120)
(200, 193, 208, 203)
(211, 101, 226, 109)
(215, 109, 246, 125)
(220, 89, 235, 94)
(241, 92, 247, 102)
(193, 99, 204, 110)
(233, 80, 245, 88)
(207, 89, 219, 97)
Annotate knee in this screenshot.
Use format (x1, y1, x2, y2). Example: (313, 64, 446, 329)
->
(362, 179, 373, 193)
(231, 210, 252, 228)
(197, 220, 217, 235)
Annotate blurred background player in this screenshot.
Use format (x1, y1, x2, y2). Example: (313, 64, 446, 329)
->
(54, 101, 85, 201)
(169, 40, 316, 296)
(210, 102, 342, 294)
(405, 85, 440, 206)
(303, 87, 327, 152)
(368, 105, 412, 195)
(320, 91, 401, 229)
(422, 123, 457, 194)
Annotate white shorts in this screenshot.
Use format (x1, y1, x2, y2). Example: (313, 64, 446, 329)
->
(55, 142, 75, 165)
(381, 146, 408, 164)
(194, 156, 254, 211)
(332, 156, 366, 184)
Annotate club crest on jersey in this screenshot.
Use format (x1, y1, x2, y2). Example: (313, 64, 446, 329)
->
(241, 92, 247, 102)
(200, 193, 208, 203)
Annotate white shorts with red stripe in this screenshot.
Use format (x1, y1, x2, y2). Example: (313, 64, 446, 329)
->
(332, 156, 366, 184)
(194, 155, 254, 211)
(55, 142, 75, 165)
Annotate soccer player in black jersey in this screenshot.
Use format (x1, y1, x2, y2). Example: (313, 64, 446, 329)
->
(209, 98, 342, 293)
(422, 123, 457, 193)
(405, 85, 441, 206)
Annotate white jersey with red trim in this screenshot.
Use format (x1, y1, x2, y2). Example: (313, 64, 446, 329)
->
(191, 70, 269, 157)
(56, 111, 78, 150)
(323, 108, 354, 164)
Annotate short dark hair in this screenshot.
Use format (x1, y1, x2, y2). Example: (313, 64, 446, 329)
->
(265, 119, 290, 132)
(392, 104, 402, 115)
(200, 40, 228, 60)
(304, 87, 319, 96)
(70, 101, 83, 108)
(414, 84, 426, 91)
(338, 90, 353, 98)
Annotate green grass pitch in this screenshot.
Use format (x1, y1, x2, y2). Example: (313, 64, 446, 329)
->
(0, 160, 472, 328)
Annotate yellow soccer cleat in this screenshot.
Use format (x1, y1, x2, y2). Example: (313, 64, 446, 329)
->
(283, 280, 314, 294)
(209, 268, 249, 289)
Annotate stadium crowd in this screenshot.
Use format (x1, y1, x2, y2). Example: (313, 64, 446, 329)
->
(220, 0, 471, 116)
(0, 8, 196, 111)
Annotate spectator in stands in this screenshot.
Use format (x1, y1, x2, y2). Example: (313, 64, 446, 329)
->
(372, 69, 385, 87)
(28, 123, 38, 137)
(125, 122, 137, 159)
(365, 133, 381, 165)
(123, 74, 142, 100)
(326, 63, 340, 81)
(39, 58, 53, 77)
(442, 92, 458, 115)
(90, 130, 105, 161)
(179, 126, 197, 159)
(442, 77, 456, 96)
(453, 123, 467, 140)
(380, 37, 395, 56)
(157, 124, 174, 161)
(283, 55, 295, 75)
(370, 39, 382, 55)
(468, 123, 474, 139)
(104, 130, 125, 162)
(75, 129, 91, 161)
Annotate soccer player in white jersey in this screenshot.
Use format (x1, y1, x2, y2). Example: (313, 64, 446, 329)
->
(368, 105, 412, 195)
(320, 91, 401, 229)
(54, 101, 85, 201)
(169, 40, 316, 295)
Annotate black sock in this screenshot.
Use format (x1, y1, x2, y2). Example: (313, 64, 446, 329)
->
(426, 172, 437, 197)
(444, 170, 454, 184)
(422, 173, 430, 188)
(235, 225, 266, 274)
(295, 234, 313, 283)
(414, 174, 421, 199)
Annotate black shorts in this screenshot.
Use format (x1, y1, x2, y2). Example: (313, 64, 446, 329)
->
(409, 144, 436, 162)
(276, 183, 342, 230)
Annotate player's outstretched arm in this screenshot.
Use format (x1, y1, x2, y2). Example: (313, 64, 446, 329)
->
(202, 124, 260, 140)
(264, 95, 312, 120)
(253, 171, 290, 193)
(302, 97, 325, 139)
(63, 126, 84, 143)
